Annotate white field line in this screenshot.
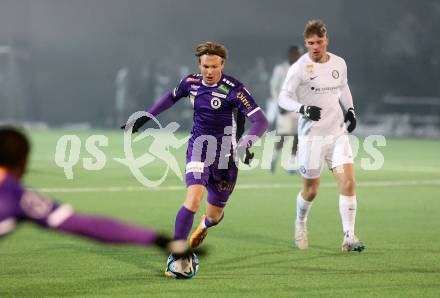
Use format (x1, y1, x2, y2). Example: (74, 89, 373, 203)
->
(34, 180, 440, 193)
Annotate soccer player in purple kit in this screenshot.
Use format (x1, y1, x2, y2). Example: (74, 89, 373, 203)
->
(0, 127, 188, 255)
(122, 42, 269, 274)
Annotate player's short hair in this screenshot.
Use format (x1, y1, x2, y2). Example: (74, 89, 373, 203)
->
(195, 42, 228, 61)
(0, 127, 30, 170)
(303, 20, 327, 39)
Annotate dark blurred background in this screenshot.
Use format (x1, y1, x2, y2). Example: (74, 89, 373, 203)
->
(0, 0, 439, 137)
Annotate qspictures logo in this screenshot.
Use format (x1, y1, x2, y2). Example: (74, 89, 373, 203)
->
(54, 112, 386, 187)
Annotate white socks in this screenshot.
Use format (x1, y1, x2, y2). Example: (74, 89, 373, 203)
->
(296, 192, 313, 224)
(339, 195, 357, 237)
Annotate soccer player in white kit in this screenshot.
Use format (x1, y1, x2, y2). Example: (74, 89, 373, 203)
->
(278, 20, 364, 252)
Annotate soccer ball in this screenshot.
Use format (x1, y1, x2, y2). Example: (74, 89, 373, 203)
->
(166, 253, 199, 279)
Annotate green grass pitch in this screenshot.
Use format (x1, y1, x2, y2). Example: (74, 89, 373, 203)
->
(1, 130, 439, 297)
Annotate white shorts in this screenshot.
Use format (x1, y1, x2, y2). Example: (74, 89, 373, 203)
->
(276, 111, 298, 136)
(297, 134, 353, 179)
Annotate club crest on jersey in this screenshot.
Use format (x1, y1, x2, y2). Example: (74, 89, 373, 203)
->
(211, 97, 222, 109)
(306, 64, 314, 74)
(332, 70, 339, 79)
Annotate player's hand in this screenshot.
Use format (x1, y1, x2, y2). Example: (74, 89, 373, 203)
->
(344, 108, 356, 133)
(299, 105, 321, 121)
(154, 234, 173, 250)
(120, 115, 150, 133)
(236, 145, 254, 165)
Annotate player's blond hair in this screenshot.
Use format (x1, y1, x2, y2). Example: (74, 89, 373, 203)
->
(303, 20, 327, 39)
(195, 42, 228, 62)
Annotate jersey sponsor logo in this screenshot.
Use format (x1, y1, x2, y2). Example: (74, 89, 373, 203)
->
(218, 84, 231, 94)
(186, 77, 200, 83)
(332, 70, 339, 79)
(237, 92, 253, 110)
(211, 97, 222, 109)
(311, 86, 340, 94)
(222, 78, 236, 87)
(20, 191, 54, 219)
(190, 84, 200, 90)
(211, 92, 227, 99)
(306, 64, 314, 74)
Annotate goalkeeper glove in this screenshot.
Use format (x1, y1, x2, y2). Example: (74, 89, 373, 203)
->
(121, 115, 150, 133)
(344, 108, 356, 133)
(299, 105, 322, 121)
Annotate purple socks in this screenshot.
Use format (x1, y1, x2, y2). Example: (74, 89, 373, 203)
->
(173, 206, 195, 240)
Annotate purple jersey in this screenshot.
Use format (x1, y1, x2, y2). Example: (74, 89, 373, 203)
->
(0, 173, 73, 238)
(173, 73, 261, 162)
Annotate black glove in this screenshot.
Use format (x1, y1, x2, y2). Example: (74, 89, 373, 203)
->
(299, 105, 321, 121)
(344, 108, 356, 133)
(155, 236, 190, 257)
(120, 115, 150, 133)
(236, 145, 254, 165)
(154, 234, 173, 250)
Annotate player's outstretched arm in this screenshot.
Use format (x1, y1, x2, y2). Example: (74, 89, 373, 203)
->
(121, 91, 179, 133)
(56, 213, 177, 251)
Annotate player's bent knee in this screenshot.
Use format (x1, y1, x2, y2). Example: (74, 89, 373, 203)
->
(184, 195, 203, 212)
(303, 188, 318, 201)
(342, 179, 356, 194)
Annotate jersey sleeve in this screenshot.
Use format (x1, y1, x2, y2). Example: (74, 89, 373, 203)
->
(339, 60, 354, 111)
(17, 190, 74, 229)
(172, 75, 194, 99)
(278, 62, 302, 112)
(230, 85, 261, 118)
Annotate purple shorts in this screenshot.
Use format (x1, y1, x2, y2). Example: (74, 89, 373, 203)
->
(185, 160, 238, 208)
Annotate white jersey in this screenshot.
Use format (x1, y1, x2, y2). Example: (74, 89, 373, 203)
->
(278, 52, 354, 137)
